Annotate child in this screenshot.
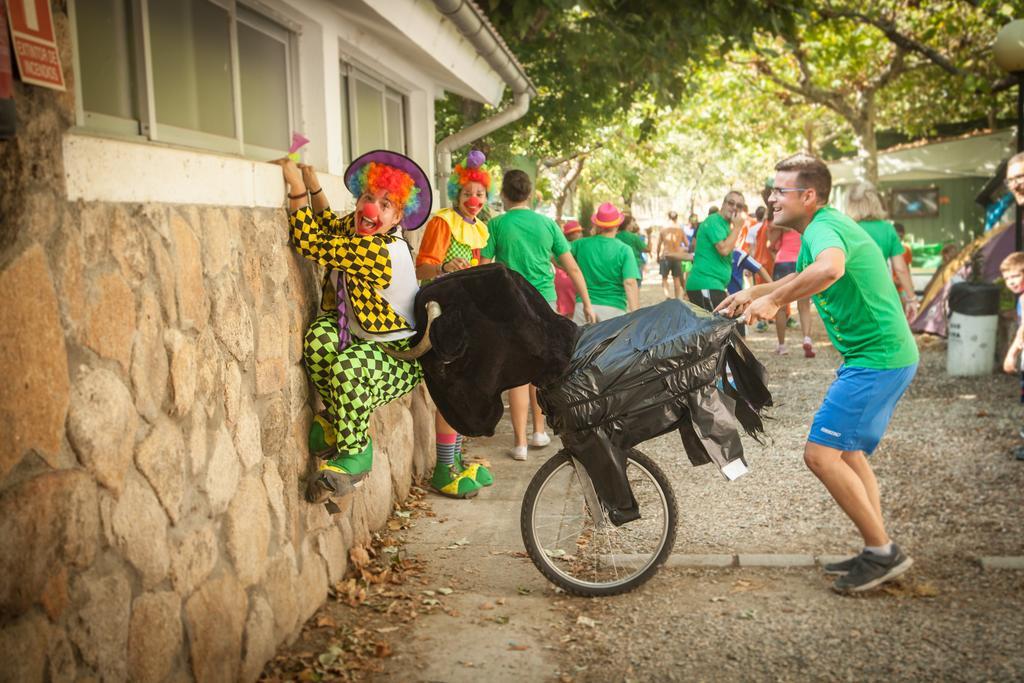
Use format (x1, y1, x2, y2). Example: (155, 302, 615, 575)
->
(1000, 251, 1024, 461)
(275, 150, 433, 502)
(416, 151, 495, 497)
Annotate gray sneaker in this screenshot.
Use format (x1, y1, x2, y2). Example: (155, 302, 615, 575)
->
(832, 545, 913, 593)
(823, 553, 863, 575)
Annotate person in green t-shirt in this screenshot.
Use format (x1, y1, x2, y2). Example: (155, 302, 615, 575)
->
(844, 181, 920, 322)
(686, 191, 748, 311)
(615, 213, 649, 284)
(717, 153, 919, 595)
(480, 169, 595, 462)
(572, 202, 640, 323)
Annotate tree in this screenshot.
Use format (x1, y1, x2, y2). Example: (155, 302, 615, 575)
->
(438, 0, 802, 162)
(740, 0, 1014, 183)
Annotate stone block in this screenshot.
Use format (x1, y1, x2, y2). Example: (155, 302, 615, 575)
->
(287, 365, 310, 420)
(233, 399, 264, 471)
(353, 443, 393, 534)
(165, 330, 197, 417)
(184, 574, 247, 683)
(128, 591, 183, 683)
(261, 460, 288, 544)
(317, 526, 348, 584)
(240, 595, 276, 683)
(223, 362, 242, 425)
(169, 527, 218, 598)
(111, 205, 150, 285)
(0, 611, 49, 683)
(0, 245, 69, 476)
(135, 418, 186, 523)
(187, 408, 208, 476)
(67, 367, 138, 494)
(131, 290, 169, 421)
(263, 547, 299, 642)
(409, 386, 436, 480)
(256, 357, 286, 395)
(199, 207, 232, 277)
(379, 404, 415, 503)
(210, 277, 254, 363)
(0, 470, 100, 616)
(149, 231, 177, 326)
(55, 236, 86, 331)
(82, 270, 137, 371)
(170, 212, 210, 331)
(194, 328, 224, 414)
(204, 426, 241, 515)
(47, 628, 77, 683)
(225, 476, 271, 587)
(297, 542, 328, 626)
(68, 563, 132, 682)
(112, 476, 170, 587)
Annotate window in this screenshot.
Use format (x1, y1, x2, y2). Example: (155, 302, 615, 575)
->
(71, 0, 296, 159)
(340, 63, 407, 163)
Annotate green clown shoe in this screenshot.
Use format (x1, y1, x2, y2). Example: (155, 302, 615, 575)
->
(305, 439, 373, 504)
(431, 463, 483, 499)
(308, 412, 337, 459)
(455, 451, 493, 487)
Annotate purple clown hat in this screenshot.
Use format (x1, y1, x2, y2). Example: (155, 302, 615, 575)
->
(343, 149, 433, 231)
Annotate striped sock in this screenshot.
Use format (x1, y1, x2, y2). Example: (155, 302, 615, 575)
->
(454, 434, 464, 461)
(436, 433, 457, 467)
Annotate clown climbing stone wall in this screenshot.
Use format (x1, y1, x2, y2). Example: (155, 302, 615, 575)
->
(0, 11, 436, 682)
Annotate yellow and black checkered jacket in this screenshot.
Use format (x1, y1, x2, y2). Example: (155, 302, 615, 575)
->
(289, 207, 413, 334)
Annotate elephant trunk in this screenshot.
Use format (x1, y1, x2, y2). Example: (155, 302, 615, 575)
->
(380, 301, 442, 361)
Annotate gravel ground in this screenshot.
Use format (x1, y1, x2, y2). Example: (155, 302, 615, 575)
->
(552, 280, 1024, 682)
(268, 278, 1024, 682)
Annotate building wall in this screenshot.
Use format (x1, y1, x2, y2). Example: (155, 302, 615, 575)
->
(0, 7, 443, 683)
(834, 177, 989, 246)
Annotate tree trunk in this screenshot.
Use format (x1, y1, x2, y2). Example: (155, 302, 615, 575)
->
(554, 156, 586, 221)
(849, 104, 879, 186)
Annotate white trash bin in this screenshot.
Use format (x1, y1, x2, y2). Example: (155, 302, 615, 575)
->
(946, 282, 1001, 376)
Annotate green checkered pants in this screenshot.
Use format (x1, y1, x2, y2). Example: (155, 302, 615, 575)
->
(303, 315, 422, 453)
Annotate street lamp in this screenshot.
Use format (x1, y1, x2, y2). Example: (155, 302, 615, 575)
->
(994, 19, 1024, 251)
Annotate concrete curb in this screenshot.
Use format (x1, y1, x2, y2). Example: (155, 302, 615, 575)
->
(979, 556, 1024, 570)
(663, 554, 1024, 569)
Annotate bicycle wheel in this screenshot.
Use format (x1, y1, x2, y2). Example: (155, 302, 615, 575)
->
(520, 448, 677, 597)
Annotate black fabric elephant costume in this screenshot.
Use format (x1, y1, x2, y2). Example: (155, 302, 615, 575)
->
(400, 263, 772, 524)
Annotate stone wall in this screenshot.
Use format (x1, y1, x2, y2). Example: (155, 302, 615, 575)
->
(0, 10, 436, 682)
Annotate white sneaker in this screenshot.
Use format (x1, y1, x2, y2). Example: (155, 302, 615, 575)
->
(775, 344, 788, 355)
(510, 445, 528, 461)
(528, 432, 551, 448)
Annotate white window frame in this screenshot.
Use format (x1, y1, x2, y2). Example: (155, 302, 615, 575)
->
(68, 0, 299, 159)
(340, 60, 408, 163)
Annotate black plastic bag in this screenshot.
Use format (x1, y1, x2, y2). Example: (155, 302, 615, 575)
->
(538, 299, 772, 524)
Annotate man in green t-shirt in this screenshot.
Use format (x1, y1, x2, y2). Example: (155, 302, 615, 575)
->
(572, 202, 640, 323)
(481, 170, 595, 462)
(686, 191, 748, 311)
(717, 153, 919, 595)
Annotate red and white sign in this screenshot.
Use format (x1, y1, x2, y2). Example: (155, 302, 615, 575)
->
(1, 1, 14, 99)
(6, 0, 65, 91)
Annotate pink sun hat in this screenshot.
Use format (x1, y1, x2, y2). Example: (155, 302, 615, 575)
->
(562, 220, 582, 235)
(591, 202, 624, 229)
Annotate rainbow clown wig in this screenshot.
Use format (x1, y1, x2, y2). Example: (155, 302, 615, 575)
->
(447, 149, 496, 203)
(346, 161, 422, 218)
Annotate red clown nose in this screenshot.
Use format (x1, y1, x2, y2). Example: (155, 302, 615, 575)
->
(464, 197, 483, 210)
(361, 202, 379, 219)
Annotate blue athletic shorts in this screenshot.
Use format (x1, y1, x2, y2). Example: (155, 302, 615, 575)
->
(808, 363, 917, 455)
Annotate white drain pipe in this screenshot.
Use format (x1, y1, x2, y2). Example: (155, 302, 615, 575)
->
(431, 0, 536, 206)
